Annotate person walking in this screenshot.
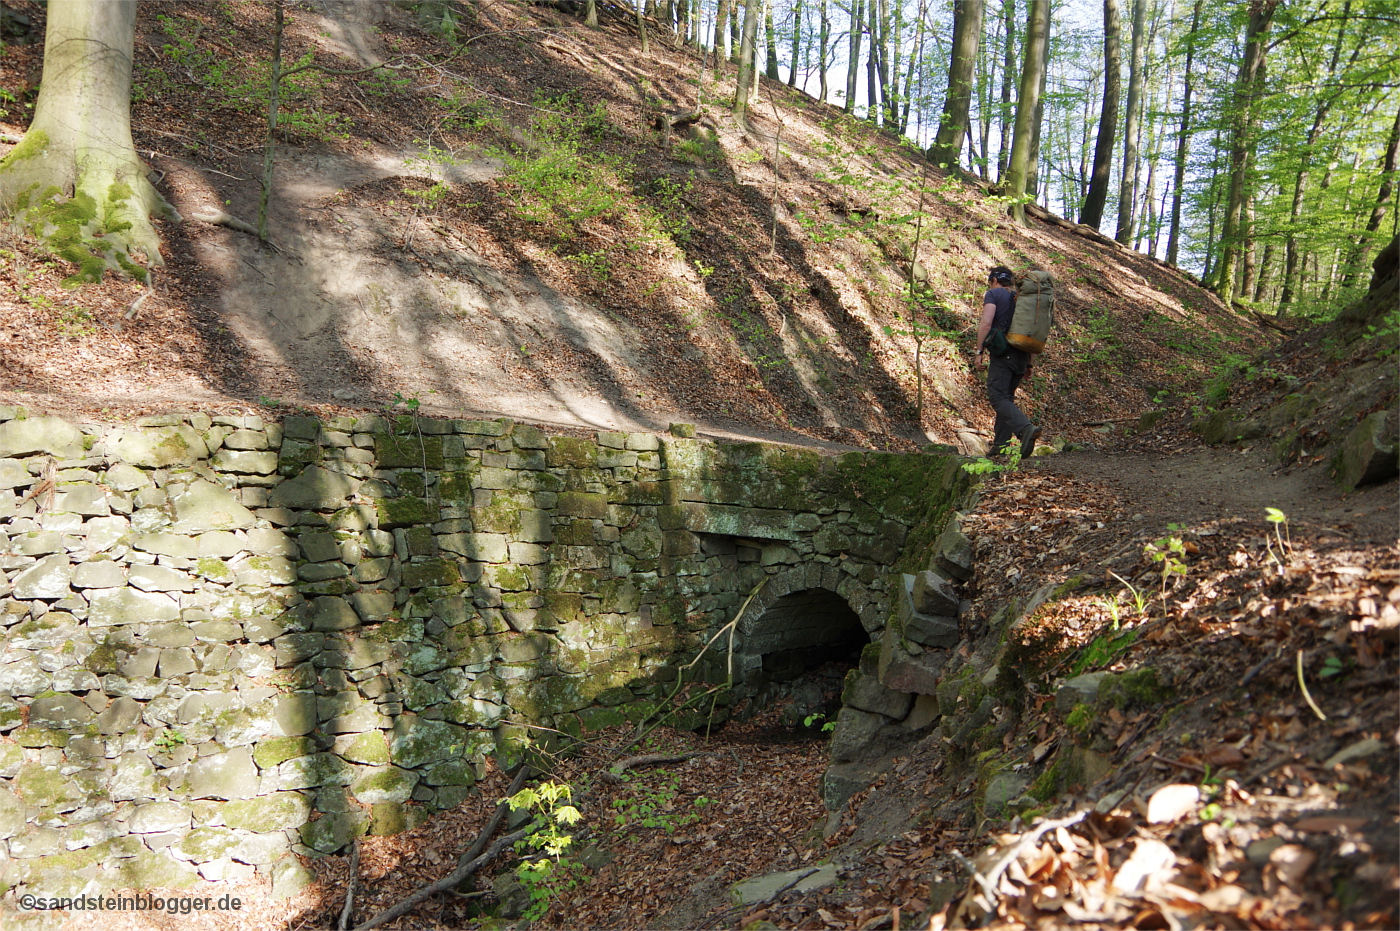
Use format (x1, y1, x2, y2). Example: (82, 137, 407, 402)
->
(974, 266, 1041, 459)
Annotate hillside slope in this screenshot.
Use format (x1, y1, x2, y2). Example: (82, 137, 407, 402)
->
(0, 0, 1256, 450)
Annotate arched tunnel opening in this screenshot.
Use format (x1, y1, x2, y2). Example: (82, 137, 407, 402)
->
(732, 588, 870, 733)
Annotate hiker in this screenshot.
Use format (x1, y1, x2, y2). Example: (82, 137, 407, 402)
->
(975, 265, 1041, 458)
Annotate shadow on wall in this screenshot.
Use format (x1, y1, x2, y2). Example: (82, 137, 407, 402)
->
(0, 408, 969, 900)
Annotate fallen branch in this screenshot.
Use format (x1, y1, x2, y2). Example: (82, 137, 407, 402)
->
(1149, 752, 1207, 775)
(353, 825, 530, 931)
(978, 810, 1088, 903)
(462, 765, 532, 867)
(352, 766, 533, 931)
(601, 751, 713, 784)
(1251, 311, 1297, 335)
(338, 839, 360, 931)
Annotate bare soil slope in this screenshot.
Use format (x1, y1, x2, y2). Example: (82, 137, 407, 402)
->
(0, 0, 1254, 451)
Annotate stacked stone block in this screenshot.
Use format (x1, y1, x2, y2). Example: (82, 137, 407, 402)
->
(0, 408, 969, 897)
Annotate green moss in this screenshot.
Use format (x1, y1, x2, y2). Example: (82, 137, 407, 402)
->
(1028, 757, 1066, 802)
(1098, 667, 1172, 710)
(84, 640, 123, 675)
(1069, 629, 1138, 675)
(1065, 703, 1095, 735)
(376, 496, 433, 529)
(1, 129, 50, 168)
(196, 557, 234, 582)
(253, 736, 314, 768)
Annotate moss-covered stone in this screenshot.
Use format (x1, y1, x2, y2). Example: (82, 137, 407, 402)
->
(222, 792, 312, 831)
(1097, 667, 1172, 710)
(253, 736, 314, 769)
(374, 434, 445, 469)
(369, 802, 429, 836)
(376, 496, 433, 529)
(401, 558, 460, 590)
(548, 436, 599, 468)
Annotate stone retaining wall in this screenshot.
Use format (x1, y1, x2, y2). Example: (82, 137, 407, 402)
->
(0, 408, 970, 899)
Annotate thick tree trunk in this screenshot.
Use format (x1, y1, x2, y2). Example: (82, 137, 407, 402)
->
(1216, 0, 1277, 307)
(1114, 0, 1145, 244)
(1079, 0, 1120, 229)
(714, 0, 730, 68)
(1005, 0, 1048, 225)
(996, 0, 1015, 182)
(788, 0, 802, 86)
(764, 0, 780, 79)
(0, 0, 176, 282)
(928, 0, 984, 166)
(734, 0, 760, 124)
(845, 0, 864, 114)
(1340, 102, 1400, 290)
(1166, 0, 1201, 266)
(1027, 17, 1049, 199)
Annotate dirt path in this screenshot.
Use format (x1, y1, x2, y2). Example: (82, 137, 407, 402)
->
(1041, 446, 1398, 547)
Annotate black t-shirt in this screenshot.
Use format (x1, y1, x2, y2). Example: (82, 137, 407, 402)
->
(983, 286, 1015, 331)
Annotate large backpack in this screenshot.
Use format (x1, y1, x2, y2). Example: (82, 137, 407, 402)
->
(1007, 270, 1054, 354)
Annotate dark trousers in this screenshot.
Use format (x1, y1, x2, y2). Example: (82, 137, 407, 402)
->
(987, 354, 1032, 454)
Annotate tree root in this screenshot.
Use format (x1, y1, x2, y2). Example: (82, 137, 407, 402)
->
(600, 751, 714, 784)
(190, 208, 290, 257)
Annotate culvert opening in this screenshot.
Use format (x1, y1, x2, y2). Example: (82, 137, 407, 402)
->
(734, 588, 869, 732)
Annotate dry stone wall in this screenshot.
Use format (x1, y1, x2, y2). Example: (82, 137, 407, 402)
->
(0, 408, 971, 899)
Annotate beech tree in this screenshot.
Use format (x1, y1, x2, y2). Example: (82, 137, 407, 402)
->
(1004, 0, 1049, 225)
(1114, 0, 1147, 244)
(1079, 0, 1120, 230)
(0, 0, 176, 283)
(928, 0, 984, 167)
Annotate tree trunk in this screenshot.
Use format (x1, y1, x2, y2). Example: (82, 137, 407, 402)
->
(714, 0, 730, 68)
(996, 0, 1015, 182)
(788, 0, 803, 86)
(886, 0, 901, 129)
(1165, 0, 1201, 266)
(866, 0, 881, 126)
(1340, 102, 1400, 290)
(1005, 0, 1048, 225)
(1027, 16, 1049, 199)
(1079, 0, 1120, 229)
(929, 0, 984, 166)
(1215, 0, 1277, 307)
(899, 0, 927, 133)
(638, 0, 651, 53)
(585, 0, 599, 27)
(1114, 0, 1145, 244)
(845, 0, 864, 114)
(764, 0, 780, 79)
(0, 0, 176, 282)
(1241, 194, 1257, 298)
(817, 0, 830, 101)
(734, 0, 760, 124)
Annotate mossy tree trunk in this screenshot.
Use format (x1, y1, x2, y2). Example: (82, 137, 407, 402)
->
(1004, 0, 1048, 226)
(0, 0, 176, 283)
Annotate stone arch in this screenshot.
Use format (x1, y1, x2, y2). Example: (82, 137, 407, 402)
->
(728, 565, 890, 690)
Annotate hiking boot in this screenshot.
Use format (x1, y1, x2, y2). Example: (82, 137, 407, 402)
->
(1019, 424, 1042, 460)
